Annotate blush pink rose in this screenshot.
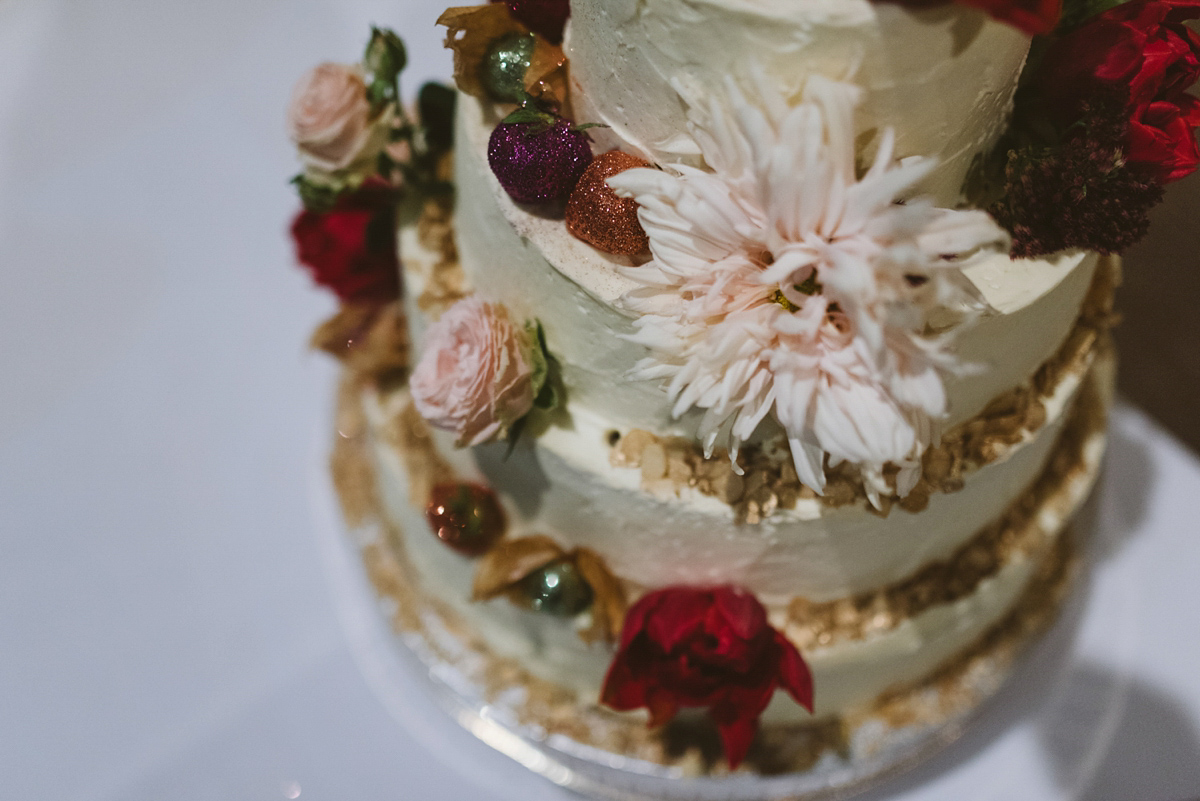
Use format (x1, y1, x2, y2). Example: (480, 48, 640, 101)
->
(288, 63, 387, 174)
(410, 298, 537, 446)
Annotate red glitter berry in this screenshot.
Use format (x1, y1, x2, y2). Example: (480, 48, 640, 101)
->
(489, 117, 594, 205)
(426, 483, 507, 556)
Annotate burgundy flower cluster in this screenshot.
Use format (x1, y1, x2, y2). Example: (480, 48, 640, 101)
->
(994, 0, 1200, 256)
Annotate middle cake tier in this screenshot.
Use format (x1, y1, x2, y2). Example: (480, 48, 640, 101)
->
(449, 95, 1100, 443)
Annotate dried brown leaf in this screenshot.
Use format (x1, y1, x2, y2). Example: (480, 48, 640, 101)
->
(347, 302, 410, 383)
(472, 534, 564, 601)
(437, 5, 526, 98)
(310, 303, 380, 361)
(525, 39, 570, 114)
(574, 547, 627, 644)
(311, 302, 409, 386)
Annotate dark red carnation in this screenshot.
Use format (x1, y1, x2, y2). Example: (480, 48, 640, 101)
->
(1036, 0, 1200, 182)
(600, 586, 813, 769)
(291, 179, 401, 304)
(885, 0, 1060, 35)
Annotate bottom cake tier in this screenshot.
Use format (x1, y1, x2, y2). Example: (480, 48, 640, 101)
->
(327, 337, 1114, 789)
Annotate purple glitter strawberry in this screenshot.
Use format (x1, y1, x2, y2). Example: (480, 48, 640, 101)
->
(488, 110, 594, 206)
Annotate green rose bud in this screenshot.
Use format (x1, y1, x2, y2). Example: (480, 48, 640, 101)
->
(364, 26, 407, 82)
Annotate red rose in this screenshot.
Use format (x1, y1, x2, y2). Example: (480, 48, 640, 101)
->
(291, 179, 401, 304)
(886, 0, 1060, 35)
(1037, 0, 1200, 182)
(600, 586, 813, 769)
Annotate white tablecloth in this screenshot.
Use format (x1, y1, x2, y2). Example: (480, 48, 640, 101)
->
(2, 2, 1198, 799)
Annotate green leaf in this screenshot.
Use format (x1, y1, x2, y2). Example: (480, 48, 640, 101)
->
(366, 78, 393, 112)
(291, 174, 349, 212)
(572, 122, 610, 133)
(525, 320, 550, 405)
(1058, 0, 1127, 31)
(419, 82, 457, 154)
(533, 325, 563, 411)
(503, 320, 565, 457)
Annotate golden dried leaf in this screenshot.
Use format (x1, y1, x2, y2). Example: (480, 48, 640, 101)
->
(472, 534, 565, 601)
(310, 303, 380, 361)
(525, 39, 570, 114)
(437, 5, 527, 98)
(573, 547, 627, 644)
(347, 302, 410, 384)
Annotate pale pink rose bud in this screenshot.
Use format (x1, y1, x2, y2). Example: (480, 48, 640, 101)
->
(410, 299, 537, 447)
(288, 63, 385, 174)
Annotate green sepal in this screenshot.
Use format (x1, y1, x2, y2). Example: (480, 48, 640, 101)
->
(366, 78, 393, 111)
(501, 106, 558, 132)
(571, 122, 610, 133)
(291, 173, 357, 212)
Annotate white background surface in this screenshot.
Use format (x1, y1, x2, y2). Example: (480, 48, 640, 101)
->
(1, 2, 1199, 800)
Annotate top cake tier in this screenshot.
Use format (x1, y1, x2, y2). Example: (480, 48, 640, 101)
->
(566, 0, 1032, 205)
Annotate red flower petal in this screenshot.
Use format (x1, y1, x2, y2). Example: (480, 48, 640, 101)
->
(643, 589, 710, 652)
(715, 716, 758, 770)
(776, 632, 816, 713)
(711, 586, 768, 642)
(600, 647, 650, 711)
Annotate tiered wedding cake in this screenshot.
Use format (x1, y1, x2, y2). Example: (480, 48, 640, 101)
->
(286, 0, 1199, 777)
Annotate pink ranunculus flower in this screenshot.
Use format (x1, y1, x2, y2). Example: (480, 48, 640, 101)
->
(410, 298, 537, 447)
(288, 62, 388, 174)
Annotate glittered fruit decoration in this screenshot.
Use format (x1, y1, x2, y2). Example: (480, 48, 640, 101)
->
(566, 151, 652, 255)
(471, 535, 628, 642)
(494, 0, 571, 44)
(515, 558, 595, 617)
(426, 483, 507, 556)
(488, 110, 594, 205)
(484, 32, 537, 103)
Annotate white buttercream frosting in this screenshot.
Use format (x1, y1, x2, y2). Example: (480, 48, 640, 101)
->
(565, 0, 1032, 205)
